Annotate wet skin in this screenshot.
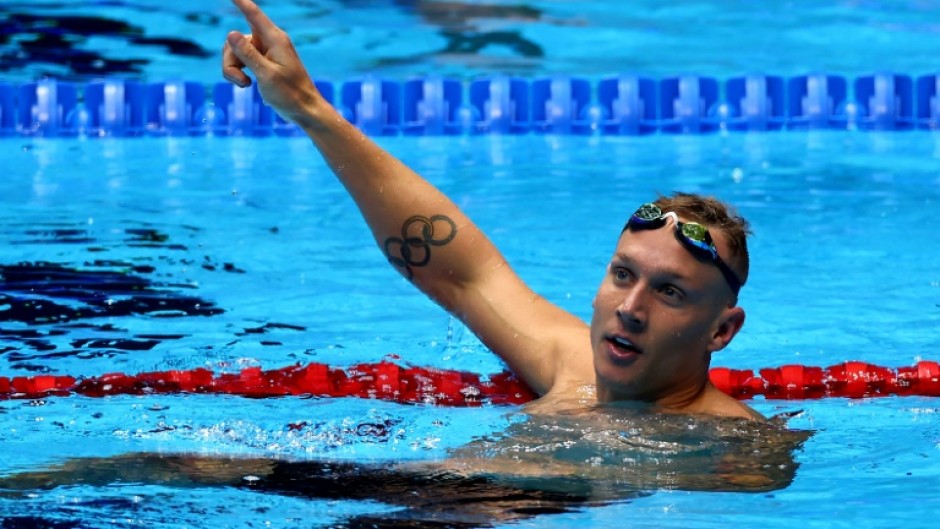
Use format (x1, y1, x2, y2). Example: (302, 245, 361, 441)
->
(590, 215, 748, 414)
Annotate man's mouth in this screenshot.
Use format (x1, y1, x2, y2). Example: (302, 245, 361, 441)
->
(605, 335, 643, 362)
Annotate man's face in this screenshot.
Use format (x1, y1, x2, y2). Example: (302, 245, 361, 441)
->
(589, 217, 742, 405)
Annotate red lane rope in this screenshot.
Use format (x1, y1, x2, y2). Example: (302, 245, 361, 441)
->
(710, 361, 940, 399)
(1, 361, 938, 404)
(0, 362, 537, 405)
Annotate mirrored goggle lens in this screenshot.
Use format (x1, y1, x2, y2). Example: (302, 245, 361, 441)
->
(630, 204, 663, 226)
(632, 203, 663, 224)
(679, 222, 718, 257)
(680, 222, 708, 242)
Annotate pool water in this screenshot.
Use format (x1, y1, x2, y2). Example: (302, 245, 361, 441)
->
(4, 0, 940, 83)
(2, 0, 940, 527)
(2, 132, 939, 527)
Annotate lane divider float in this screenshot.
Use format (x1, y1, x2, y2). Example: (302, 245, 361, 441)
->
(1, 361, 939, 404)
(3, 73, 936, 138)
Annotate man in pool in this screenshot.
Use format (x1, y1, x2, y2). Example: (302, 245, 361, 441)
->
(0, 3, 805, 525)
(221, 0, 761, 421)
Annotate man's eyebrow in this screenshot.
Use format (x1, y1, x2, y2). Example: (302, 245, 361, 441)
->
(612, 252, 695, 283)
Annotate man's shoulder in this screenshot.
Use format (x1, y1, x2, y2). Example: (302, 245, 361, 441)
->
(702, 385, 766, 421)
(549, 325, 594, 383)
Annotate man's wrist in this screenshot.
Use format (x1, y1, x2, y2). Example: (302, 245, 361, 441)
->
(296, 98, 345, 136)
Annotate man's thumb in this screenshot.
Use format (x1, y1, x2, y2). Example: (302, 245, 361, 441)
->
(227, 31, 266, 73)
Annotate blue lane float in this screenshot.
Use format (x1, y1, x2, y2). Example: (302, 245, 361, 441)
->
(659, 76, 721, 134)
(402, 76, 463, 135)
(16, 79, 80, 136)
(212, 82, 273, 136)
(342, 76, 402, 136)
(724, 75, 786, 132)
(83, 79, 148, 136)
(786, 74, 849, 130)
(916, 75, 940, 130)
(3, 72, 940, 137)
(855, 73, 914, 131)
(0, 82, 15, 136)
(531, 76, 593, 134)
(144, 80, 207, 136)
(468, 76, 530, 134)
(596, 76, 657, 135)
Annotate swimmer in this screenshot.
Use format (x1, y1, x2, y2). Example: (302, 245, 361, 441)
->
(221, 0, 760, 421)
(0, 4, 807, 523)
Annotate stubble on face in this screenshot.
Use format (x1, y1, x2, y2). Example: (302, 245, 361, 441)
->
(589, 226, 735, 406)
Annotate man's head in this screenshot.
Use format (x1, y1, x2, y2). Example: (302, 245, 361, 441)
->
(589, 192, 751, 408)
(650, 193, 751, 293)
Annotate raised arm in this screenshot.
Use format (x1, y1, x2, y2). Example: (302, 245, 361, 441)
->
(222, 0, 590, 394)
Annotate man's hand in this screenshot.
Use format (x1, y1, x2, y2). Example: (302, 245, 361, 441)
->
(222, 0, 324, 127)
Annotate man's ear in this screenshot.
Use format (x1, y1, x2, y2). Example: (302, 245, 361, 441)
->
(709, 306, 745, 352)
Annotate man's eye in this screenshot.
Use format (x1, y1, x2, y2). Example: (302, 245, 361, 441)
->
(660, 285, 682, 298)
(613, 267, 630, 281)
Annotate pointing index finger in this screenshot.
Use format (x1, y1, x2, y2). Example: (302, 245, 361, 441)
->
(231, 0, 279, 41)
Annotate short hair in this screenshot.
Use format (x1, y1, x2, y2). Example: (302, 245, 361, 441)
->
(653, 192, 751, 288)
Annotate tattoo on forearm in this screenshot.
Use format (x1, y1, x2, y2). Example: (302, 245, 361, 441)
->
(383, 214, 457, 280)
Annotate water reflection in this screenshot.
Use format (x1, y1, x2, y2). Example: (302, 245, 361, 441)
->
(0, 8, 210, 79)
(0, 407, 808, 527)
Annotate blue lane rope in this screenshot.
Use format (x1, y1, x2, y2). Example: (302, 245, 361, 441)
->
(0, 73, 937, 138)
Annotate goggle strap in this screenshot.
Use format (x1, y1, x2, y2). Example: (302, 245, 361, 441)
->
(627, 203, 742, 295)
(672, 229, 742, 295)
(714, 257, 742, 295)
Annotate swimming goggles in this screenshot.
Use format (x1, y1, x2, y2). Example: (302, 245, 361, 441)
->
(625, 203, 742, 295)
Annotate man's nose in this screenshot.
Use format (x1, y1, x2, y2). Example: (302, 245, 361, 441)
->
(616, 283, 648, 331)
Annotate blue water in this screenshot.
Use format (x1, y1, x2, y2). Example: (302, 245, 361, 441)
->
(4, 0, 940, 82)
(2, 132, 939, 527)
(2, 1, 940, 527)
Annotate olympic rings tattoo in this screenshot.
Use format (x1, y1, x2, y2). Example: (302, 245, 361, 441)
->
(383, 214, 457, 280)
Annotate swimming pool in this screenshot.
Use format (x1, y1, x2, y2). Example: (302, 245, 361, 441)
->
(2, 1, 940, 527)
